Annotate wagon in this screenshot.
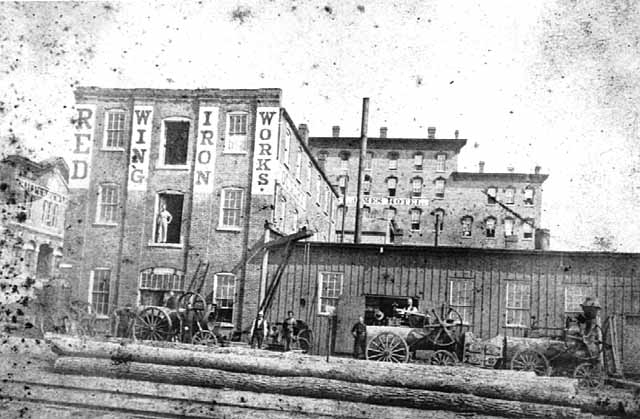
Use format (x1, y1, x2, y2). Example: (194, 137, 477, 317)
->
(268, 319, 314, 353)
(365, 304, 472, 365)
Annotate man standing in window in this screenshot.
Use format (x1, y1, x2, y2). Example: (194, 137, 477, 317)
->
(156, 203, 172, 243)
(351, 316, 367, 359)
(250, 311, 269, 349)
(283, 311, 297, 351)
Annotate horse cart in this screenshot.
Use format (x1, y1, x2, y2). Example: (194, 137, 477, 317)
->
(365, 304, 485, 365)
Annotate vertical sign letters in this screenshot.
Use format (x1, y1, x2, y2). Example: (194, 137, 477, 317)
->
(251, 107, 280, 195)
(193, 106, 219, 193)
(69, 104, 96, 189)
(128, 105, 154, 191)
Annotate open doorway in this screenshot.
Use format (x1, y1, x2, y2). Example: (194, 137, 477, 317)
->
(36, 244, 53, 279)
(364, 294, 421, 326)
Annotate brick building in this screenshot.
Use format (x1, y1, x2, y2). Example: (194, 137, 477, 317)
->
(308, 127, 548, 249)
(0, 155, 69, 281)
(63, 87, 337, 333)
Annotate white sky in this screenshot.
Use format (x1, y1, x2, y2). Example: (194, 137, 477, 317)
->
(1, 0, 639, 251)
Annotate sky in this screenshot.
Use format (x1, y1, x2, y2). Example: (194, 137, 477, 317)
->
(1, 0, 639, 251)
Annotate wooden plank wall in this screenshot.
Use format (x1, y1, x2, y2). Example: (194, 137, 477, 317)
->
(262, 244, 640, 363)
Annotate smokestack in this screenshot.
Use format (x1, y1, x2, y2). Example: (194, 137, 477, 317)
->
(454, 130, 459, 139)
(534, 165, 541, 175)
(427, 127, 436, 139)
(331, 125, 340, 138)
(380, 127, 388, 138)
(299, 124, 309, 144)
(479, 161, 485, 173)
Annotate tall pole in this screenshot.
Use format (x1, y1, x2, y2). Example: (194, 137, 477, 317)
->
(354, 98, 369, 244)
(434, 212, 440, 247)
(340, 181, 347, 243)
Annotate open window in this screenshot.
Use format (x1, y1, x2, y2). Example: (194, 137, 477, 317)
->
(487, 187, 497, 204)
(386, 176, 397, 197)
(154, 193, 184, 244)
(523, 219, 534, 239)
(485, 217, 496, 238)
(461, 216, 473, 237)
(364, 295, 421, 326)
(524, 187, 535, 206)
(161, 119, 190, 166)
(363, 175, 372, 195)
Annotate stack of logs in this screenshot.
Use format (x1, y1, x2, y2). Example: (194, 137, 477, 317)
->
(48, 334, 639, 418)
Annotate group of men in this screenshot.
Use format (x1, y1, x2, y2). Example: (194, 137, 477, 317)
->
(249, 310, 298, 351)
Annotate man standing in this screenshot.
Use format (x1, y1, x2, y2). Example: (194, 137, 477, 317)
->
(351, 316, 367, 359)
(156, 203, 172, 243)
(283, 311, 297, 351)
(250, 311, 269, 349)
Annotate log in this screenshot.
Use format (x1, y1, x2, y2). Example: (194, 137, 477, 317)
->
(54, 356, 589, 419)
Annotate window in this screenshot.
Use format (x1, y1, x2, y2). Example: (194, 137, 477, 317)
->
(42, 200, 58, 227)
(388, 152, 399, 170)
(565, 286, 592, 313)
(411, 177, 423, 197)
(504, 217, 514, 237)
(139, 267, 185, 307)
(413, 153, 423, 170)
(97, 184, 119, 224)
(283, 129, 292, 167)
(317, 151, 328, 170)
(362, 205, 371, 217)
(410, 208, 421, 230)
(524, 187, 535, 206)
(220, 188, 243, 229)
(213, 273, 236, 323)
(384, 206, 396, 221)
(505, 187, 515, 205)
(365, 152, 374, 170)
(23, 241, 35, 268)
(339, 151, 350, 171)
(318, 272, 343, 315)
(523, 220, 534, 239)
(436, 153, 447, 172)
(461, 216, 473, 237)
(226, 112, 248, 153)
(387, 177, 397, 197)
(338, 175, 348, 195)
(363, 175, 372, 195)
(104, 110, 126, 148)
(162, 120, 190, 166)
(450, 280, 473, 324)
(90, 269, 111, 316)
(485, 217, 496, 238)
(433, 208, 445, 231)
(506, 282, 531, 327)
(155, 193, 184, 244)
(487, 187, 497, 204)
(306, 162, 312, 193)
(434, 178, 445, 198)
(295, 147, 303, 179)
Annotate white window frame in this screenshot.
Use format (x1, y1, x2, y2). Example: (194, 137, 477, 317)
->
(318, 272, 343, 315)
(523, 220, 534, 240)
(219, 187, 244, 230)
(564, 285, 593, 314)
(152, 191, 185, 247)
(138, 267, 185, 307)
(449, 280, 473, 325)
(461, 216, 473, 237)
(505, 187, 515, 205)
(504, 217, 515, 237)
(387, 177, 397, 197)
(487, 187, 497, 204)
(88, 268, 111, 317)
(365, 152, 374, 170)
(413, 153, 423, 171)
(434, 178, 445, 199)
(436, 153, 447, 172)
(102, 109, 127, 150)
(411, 177, 423, 197)
(96, 183, 119, 225)
(485, 217, 496, 238)
(213, 273, 236, 324)
(340, 152, 349, 172)
(524, 187, 535, 206)
(410, 208, 421, 231)
(225, 112, 249, 154)
(505, 282, 531, 328)
(388, 153, 398, 170)
(158, 117, 191, 169)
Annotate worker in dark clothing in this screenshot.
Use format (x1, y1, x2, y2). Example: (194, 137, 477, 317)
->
(250, 311, 268, 349)
(351, 316, 367, 359)
(283, 311, 297, 351)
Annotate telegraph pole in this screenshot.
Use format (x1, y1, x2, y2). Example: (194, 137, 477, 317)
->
(354, 98, 369, 244)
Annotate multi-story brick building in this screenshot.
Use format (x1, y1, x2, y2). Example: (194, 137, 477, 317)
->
(63, 87, 337, 333)
(0, 155, 69, 281)
(308, 127, 548, 249)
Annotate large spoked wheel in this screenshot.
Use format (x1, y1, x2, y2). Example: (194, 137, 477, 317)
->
(177, 292, 207, 312)
(425, 307, 464, 347)
(574, 362, 604, 389)
(134, 307, 174, 341)
(430, 349, 458, 366)
(294, 329, 313, 353)
(192, 330, 218, 346)
(366, 332, 410, 363)
(510, 349, 550, 376)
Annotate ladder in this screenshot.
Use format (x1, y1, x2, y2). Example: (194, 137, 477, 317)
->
(186, 260, 210, 295)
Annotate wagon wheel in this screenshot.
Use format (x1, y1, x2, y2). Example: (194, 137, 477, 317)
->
(574, 362, 604, 389)
(426, 306, 464, 347)
(295, 337, 311, 353)
(178, 292, 207, 312)
(297, 328, 313, 345)
(510, 349, 550, 376)
(134, 307, 174, 341)
(366, 332, 410, 363)
(192, 330, 218, 346)
(430, 350, 458, 366)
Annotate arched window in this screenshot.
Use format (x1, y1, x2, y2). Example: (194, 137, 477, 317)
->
(386, 176, 397, 197)
(410, 208, 422, 231)
(485, 217, 496, 238)
(505, 187, 515, 205)
(155, 191, 185, 244)
(411, 177, 423, 198)
(432, 208, 445, 231)
(434, 177, 446, 198)
(461, 216, 473, 237)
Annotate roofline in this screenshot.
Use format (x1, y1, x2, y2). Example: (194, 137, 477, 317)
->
(74, 86, 282, 101)
(309, 137, 467, 151)
(281, 109, 339, 198)
(292, 241, 640, 259)
(449, 171, 549, 183)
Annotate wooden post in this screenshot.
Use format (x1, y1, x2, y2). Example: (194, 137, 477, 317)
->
(354, 98, 369, 244)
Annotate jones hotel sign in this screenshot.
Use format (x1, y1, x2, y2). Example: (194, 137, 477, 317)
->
(344, 196, 429, 207)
